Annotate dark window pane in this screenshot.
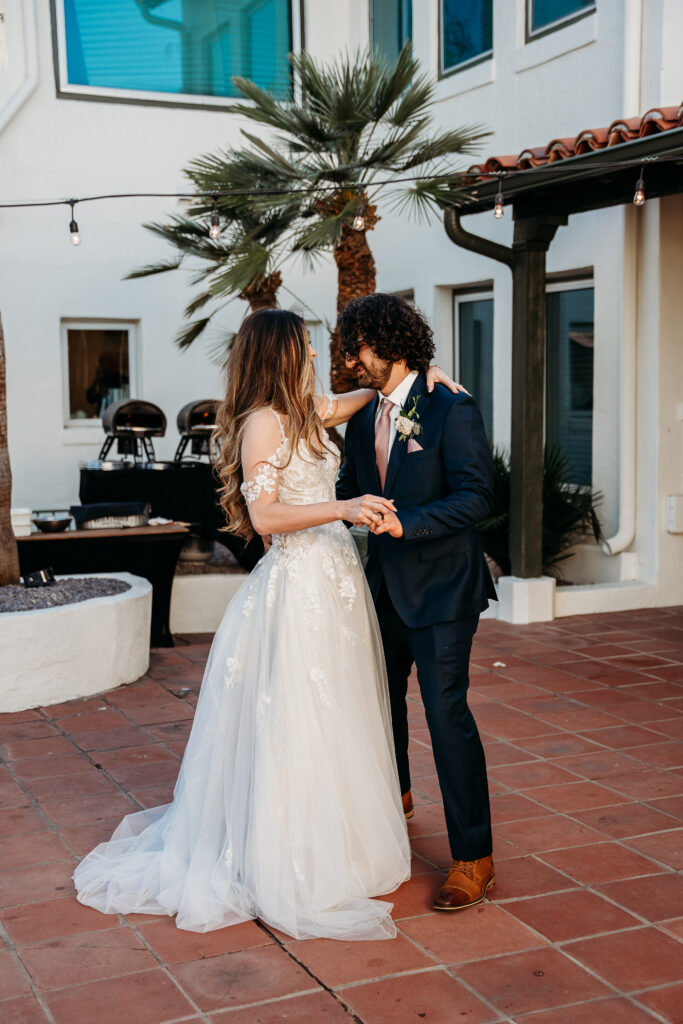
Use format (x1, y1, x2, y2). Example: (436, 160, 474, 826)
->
(67, 328, 130, 420)
(458, 298, 493, 440)
(372, 0, 412, 63)
(546, 288, 594, 485)
(64, 0, 293, 99)
(531, 0, 594, 32)
(442, 0, 492, 70)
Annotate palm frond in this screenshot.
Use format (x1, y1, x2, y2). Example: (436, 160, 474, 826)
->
(209, 243, 270, 297)
(184, 289, 215, 317)
(206, 331, 237, 366)
(175, 317, 212, 351)
(292, 213, 344, 252)
(125, 255, 183, 280)
(394, 125, 492, 170)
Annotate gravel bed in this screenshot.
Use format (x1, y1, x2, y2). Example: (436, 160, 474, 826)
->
(0, 577, 131, 613)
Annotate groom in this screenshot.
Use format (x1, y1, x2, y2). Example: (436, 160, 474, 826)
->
(336, 292, 497, 911)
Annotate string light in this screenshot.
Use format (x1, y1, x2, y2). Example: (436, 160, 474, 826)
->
(0, 152, 673, 238)
(209, 196, 221, 239)
(352, 189, 366, 232)
(67, 199, 81, 246)
(493, 184, 504, 218)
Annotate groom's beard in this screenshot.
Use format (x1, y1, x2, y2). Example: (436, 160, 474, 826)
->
(355, 358, 392, 391)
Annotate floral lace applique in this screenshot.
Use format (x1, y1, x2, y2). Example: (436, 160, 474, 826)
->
(321, 393, 336, 422)
(240, 462, 278, 505)
(310, 667, 332, 708)
(225, 657, 240, 690)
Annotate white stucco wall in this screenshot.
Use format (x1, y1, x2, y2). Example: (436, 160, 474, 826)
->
(0, 572, 151, 711)
(1, 0, 682, 610)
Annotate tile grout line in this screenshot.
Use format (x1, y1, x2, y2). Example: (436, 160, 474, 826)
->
(117, 918, 213, 1024)
(0, 917, 58, 1024)
(250, 919, 367, 1024)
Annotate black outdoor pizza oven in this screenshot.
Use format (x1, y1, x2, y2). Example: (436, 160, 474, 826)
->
(99, 399, 167, 461)
(174, 399, 218, 462)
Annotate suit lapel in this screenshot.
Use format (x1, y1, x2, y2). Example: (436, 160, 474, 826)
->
(383, 373, 432, 497)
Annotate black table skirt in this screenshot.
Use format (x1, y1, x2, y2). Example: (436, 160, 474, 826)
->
(18, 529, 188, 647)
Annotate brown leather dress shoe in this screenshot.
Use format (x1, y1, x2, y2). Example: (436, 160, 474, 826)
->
(402, 791, 415, 820)
(433, 855, 495, 911)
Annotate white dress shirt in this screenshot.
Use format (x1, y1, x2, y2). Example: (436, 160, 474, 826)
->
(375, 371, 418, 461)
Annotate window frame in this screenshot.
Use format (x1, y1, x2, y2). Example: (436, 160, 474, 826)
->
(544, 275, 594, 486)
(526, 0, 596, 43)
(439, 0, 493, 79)
(49, 0, 304, 110)
(61, 318, 140, 429)
(453, 287, 494, 440)
(369, 0, 412, 63)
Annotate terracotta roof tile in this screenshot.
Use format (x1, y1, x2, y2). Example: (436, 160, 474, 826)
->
(467, 104, 683, 181)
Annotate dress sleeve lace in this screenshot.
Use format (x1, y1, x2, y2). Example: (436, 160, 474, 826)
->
(240, 463, 279, 505)
(240, 407, 287, 507)
(321, 394, 337, 422)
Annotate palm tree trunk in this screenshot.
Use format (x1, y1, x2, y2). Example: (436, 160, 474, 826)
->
(0, 313, 20, 586)
(325, 192, 379, 393)
(239, 271, 282, 311)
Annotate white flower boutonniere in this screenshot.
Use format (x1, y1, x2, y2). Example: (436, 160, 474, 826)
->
(396, 395, 423, 443)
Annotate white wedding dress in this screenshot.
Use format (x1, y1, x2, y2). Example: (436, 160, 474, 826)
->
(74, 409, 411, 940)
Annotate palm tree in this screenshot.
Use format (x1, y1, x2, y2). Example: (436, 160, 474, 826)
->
(0, 313, 20, 586)
(193, 43, 489, 391)
(127, 175, 299, 351)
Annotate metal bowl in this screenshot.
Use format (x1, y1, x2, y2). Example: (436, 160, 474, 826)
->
(31, 514, 73, 533)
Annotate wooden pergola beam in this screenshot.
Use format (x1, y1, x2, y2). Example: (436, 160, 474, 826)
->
(509, 215, 566, 577)
(444, 208, 566, 578)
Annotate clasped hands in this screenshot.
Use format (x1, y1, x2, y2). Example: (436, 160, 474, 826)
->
(340, 495, 403, 538)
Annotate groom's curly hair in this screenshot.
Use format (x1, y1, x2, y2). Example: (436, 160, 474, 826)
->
(338, 293, 435, 375)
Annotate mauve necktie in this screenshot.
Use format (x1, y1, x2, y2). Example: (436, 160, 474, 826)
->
(375, 398, 393, 491)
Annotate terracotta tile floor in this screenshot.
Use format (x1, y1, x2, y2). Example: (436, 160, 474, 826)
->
(1, 605, 682, 1024)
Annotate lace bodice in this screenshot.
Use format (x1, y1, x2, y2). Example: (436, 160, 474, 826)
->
(239, 406, 359, 611)
(240, 405, 340, 507)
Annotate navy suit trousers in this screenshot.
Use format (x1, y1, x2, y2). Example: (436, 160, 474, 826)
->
(375, 580, 493, 861)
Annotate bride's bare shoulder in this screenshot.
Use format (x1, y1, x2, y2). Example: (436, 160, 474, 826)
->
(241, 407, 284, 462)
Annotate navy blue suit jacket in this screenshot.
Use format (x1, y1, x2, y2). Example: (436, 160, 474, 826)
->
(336, 374, 497, 628)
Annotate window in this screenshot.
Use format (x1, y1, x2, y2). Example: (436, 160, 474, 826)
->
(454, 294, 493, 440)
(371, 0, 412, 64)
(62, 321, 138, 426)
(53, 0, 296, 107)
(528, 0, 595, 37)
(441, 0, 492, 74)
(546, 285, 594, 485)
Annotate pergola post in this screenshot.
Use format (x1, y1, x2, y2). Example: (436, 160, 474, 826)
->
(509, 215, 566, 577)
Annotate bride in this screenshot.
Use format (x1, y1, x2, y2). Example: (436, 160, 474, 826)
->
(74, 308, 458, 941)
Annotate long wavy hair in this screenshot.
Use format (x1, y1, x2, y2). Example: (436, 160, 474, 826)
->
(212, 308, 328, 540)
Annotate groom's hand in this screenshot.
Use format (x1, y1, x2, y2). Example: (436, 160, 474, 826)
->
(371, 509, 404, 538)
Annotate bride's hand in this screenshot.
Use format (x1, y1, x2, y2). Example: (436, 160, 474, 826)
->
(426, 365, 469, 395)
(338, 494, 396, 527)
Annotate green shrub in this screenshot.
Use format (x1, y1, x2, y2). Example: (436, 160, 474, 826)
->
(478, 446, 603, 579)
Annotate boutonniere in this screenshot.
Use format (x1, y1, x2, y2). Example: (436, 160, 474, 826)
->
(396, 395, 423, 443)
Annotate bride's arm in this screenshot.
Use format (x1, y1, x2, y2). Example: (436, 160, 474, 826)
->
(241, 410, 396, 536)
(317, 366, 468, 428)
(314, 390, 375, 429)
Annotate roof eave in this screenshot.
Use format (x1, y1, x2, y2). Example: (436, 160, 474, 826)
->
(451, 127, 683, 218)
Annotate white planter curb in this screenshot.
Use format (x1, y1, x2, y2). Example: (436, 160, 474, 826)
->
(0, 572, 152, 713)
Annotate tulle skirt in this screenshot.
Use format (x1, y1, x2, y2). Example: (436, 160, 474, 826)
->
(74, 523, 411, 940)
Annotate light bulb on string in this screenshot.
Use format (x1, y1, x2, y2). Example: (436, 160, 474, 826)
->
(67, 199, 81, 245)
(633, 168, 645, 206)
(493, 182, 504, 219)
(209, 196, 221, 239)
(352, 187, 366, 231)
